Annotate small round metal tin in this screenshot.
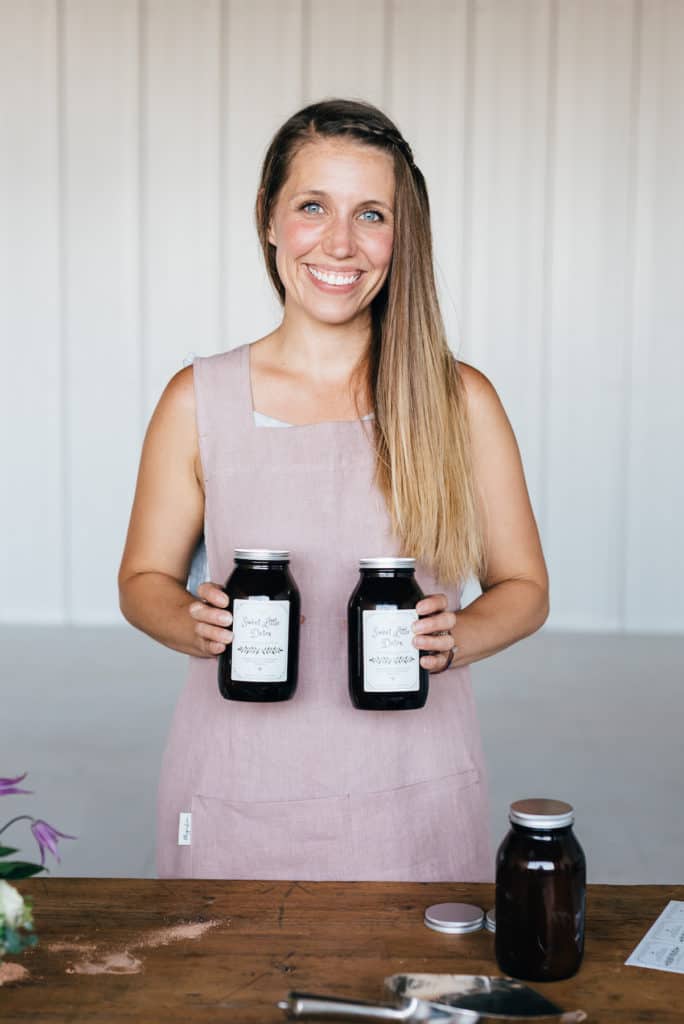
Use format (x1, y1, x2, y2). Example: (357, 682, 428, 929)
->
(485, 908, 496, 933)
(424, 902, 485, 934)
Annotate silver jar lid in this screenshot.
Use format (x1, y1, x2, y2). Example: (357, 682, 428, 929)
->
(424, 902, 484, 934)
(509, 798, 575, 829)
(234, 549, 289, 562)
(359, 557, 416, 569)
(485, 908, 496, 933)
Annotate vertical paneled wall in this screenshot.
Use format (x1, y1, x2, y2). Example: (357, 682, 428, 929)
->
(1, 0, 682, 631)
(1, 1, 63, 620)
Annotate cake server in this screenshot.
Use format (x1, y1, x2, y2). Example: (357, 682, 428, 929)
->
(385, 975, 586, 1021)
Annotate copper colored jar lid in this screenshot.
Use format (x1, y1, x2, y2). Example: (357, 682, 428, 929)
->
(509, 798, 574, 829)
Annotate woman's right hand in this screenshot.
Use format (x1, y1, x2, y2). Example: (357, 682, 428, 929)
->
(189, 582, 233, 657)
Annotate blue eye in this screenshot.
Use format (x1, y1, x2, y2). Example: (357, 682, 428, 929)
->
(360, 210, 383, 222)
(301, 202, 323, 214)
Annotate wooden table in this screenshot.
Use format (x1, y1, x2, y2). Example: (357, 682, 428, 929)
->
(2, 880, 682, 1022)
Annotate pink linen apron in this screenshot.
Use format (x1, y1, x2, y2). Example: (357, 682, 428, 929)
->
(156, 344, 491, 881)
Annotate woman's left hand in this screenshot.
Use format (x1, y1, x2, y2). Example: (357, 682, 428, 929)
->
(412, 594, 459, 673)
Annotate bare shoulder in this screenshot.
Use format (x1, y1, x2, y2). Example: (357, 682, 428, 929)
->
(456, 360, 507, 429)
(143, 364, 201, 481)
(147, 365, 198, 441)
(159, 364, 196, 414)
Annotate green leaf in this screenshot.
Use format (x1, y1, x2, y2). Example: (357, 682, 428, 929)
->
(4, 927, 22, 954)
(0, 846, 20, 858)
(2, 926, 38, 954)
(0, 861, 44, 879)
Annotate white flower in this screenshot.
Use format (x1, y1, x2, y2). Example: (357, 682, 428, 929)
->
(0, 880, 25, 928)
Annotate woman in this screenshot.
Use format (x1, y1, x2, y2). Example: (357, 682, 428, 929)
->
(118, 99, 548, 881)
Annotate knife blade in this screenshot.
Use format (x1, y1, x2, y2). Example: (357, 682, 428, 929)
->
(385, 976, 586, 1022)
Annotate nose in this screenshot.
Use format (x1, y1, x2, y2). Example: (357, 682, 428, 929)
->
(322, 215, 357, 259)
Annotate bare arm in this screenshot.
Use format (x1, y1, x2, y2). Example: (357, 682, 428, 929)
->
(414, 363, 549, 670)
(118, 366, 233, 657)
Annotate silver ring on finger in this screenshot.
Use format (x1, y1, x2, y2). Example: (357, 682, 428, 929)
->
(432, 631, 456, 672)
(444, 646, 456, 670)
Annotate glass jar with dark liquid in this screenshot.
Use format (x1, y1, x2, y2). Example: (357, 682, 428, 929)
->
(495, 798, 586, 981)
(347, 557, 429, 710)
(218, 549, 300, 702)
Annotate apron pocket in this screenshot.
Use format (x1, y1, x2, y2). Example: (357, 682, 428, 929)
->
(347, 769, 483, 881)
(190, 767, 483, 882)
(190, 791, 352, 880)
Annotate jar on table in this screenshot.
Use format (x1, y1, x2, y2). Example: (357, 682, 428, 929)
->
(347, 557, 429, 710)
(495, 798, 586, 981)
(217, 549, 300, 702)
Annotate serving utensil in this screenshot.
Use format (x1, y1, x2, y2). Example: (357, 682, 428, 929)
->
(278, 975, 587, 1023)
(386, 975, 586, 1021)
(278, 992, 478, 1022)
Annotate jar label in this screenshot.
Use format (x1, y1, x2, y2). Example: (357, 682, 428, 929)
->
(362, 609, 420, 692)
(231, 599, 290, 682)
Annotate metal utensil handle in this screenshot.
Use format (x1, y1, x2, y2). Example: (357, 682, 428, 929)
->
(278, 993, 425, 1021)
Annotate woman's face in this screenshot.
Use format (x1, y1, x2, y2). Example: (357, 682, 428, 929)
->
(267, 137, 395, 328)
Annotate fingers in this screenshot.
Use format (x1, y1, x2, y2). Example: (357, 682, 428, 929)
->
(413, 594, 458, 674)
(412, 609, 457, 638)
(191, 583, 232, 656)
(414, 630, 453, 653)
(200, 637, 230, 657)
(415, 593, 449, 617)
(420, 651, 453, 673)
(197, 582, 229, 607)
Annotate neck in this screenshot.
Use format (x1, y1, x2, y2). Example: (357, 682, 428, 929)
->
(272, 304, 372, 384)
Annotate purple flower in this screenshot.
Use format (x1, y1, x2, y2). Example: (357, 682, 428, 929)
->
(30, 819, 77, 865)
(0, 772, 33, 797)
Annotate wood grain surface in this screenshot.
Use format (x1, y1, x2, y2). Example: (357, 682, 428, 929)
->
(1, 880, 682, 1022)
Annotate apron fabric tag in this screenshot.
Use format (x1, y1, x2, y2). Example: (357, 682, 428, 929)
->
(178, 812, 192, 845)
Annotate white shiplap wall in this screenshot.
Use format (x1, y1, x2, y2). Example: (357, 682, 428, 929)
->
(1, 0, 682, 631)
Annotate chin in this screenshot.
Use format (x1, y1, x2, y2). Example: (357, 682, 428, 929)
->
(312, 307, 368, 326)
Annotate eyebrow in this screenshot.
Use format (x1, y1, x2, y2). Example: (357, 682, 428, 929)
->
(291, 189, 393, 213)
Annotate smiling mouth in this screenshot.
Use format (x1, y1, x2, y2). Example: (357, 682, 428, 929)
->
(305, 265, 362, 287)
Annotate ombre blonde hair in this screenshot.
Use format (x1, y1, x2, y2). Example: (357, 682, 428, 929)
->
(255, 99, 485, 584)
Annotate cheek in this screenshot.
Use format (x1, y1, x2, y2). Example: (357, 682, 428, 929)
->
(369, 230, 394, 274)
(277, 219, 321, 259)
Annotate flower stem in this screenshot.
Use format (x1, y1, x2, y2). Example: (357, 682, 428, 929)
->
(0, 815, 33, 836)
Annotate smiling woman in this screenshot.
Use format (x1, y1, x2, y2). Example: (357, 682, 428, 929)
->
(118, 99, 548, 883)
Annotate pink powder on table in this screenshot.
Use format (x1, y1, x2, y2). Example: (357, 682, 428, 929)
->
(67, 952, 142, 975)
(132, 919, 222, 949)
(0, 961, 30, 985)
(48, 941, 97, 953)
(59, 919, 224, 976)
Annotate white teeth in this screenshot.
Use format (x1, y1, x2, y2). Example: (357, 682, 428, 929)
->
(307, 265, 361, 286)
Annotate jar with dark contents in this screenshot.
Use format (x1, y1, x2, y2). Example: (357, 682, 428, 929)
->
(218, 549, 300, 702)
(495, 798, 586, 981)
(347, 557, 429, 710)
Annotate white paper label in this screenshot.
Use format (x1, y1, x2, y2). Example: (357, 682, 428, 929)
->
(231, 598, 290, 682)
(625, 901, 684, 973)
(362, 608, 420, 692)
(178, 812, 192, 846)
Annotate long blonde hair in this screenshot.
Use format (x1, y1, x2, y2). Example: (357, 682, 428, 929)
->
(256, 99, 484, 583)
